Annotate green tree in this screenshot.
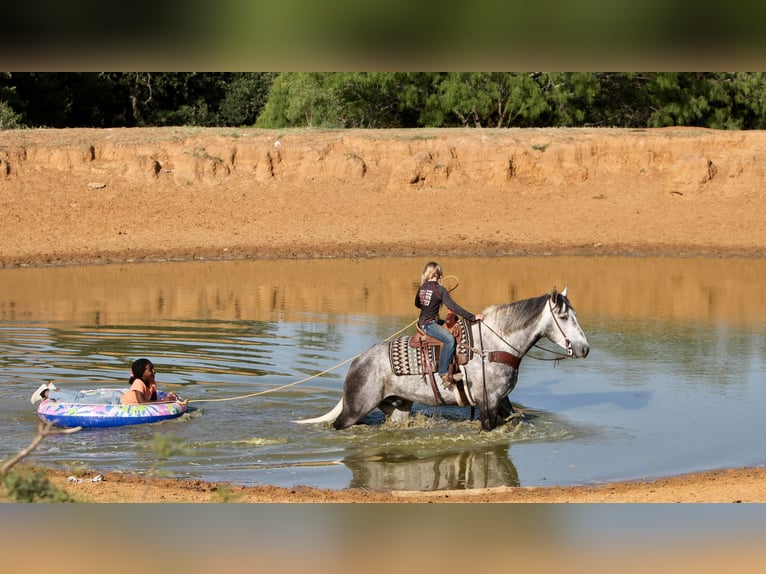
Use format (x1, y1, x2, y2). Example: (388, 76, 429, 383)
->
(727, 72, 766, 129)
(587, 72, 653, 127)
(5, 72, 766, 130)
(0, 73, 23, 129)
(115, 72, 224, 126)
(109, 72, 277, 127)
(257, 72, 437, 128)
(257, 72, 343, 128)
(643, 72, 737, 129)
(5, 73, 119, 127)
(328, 72, 435, 127)
(426, 73, 551, 128)
(539, 72, 600, 126)
(219, 72, 278, 126)
(0, 101, 22, 129)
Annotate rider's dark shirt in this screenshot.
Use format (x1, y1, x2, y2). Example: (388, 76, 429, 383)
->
(415, 281, 476, 326)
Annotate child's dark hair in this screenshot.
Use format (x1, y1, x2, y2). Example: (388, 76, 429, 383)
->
(129, 358, 153, 384)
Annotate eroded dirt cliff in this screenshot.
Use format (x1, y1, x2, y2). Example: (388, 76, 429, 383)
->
(2, 126, 765, 266)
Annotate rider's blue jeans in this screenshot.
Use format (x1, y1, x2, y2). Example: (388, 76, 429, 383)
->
(422, 320, 456, 376)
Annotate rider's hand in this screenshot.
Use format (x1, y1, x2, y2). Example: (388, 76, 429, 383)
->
(474, 313, 483, 321)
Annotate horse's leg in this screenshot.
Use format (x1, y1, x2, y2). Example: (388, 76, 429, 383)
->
(479, 395, 501, 431)
(332, 352, 388, 430)
(497, 396, 517, 420)
(496, 397, 526, 426)
(379, 397, 413, 424)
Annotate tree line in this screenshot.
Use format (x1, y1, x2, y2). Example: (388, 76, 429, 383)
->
(2, 72, 766, 130)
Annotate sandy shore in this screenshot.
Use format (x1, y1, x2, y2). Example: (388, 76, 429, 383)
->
(28, 465, 766, 503)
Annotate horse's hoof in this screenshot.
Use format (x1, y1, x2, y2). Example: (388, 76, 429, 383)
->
(503, 411, 525, 422)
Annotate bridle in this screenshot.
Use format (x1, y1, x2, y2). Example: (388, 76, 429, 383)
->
(476, 293, 573, 363)
(548, 294, 574, 358)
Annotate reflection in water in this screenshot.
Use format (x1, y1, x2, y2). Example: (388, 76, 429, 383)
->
(3, 255, 766, 325)
(344, 443, 519, 491)
(1, 256, 766, 491)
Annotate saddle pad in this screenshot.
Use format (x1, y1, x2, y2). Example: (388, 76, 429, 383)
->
(389, 335, 438, 376)
(454, 317, 474, 361)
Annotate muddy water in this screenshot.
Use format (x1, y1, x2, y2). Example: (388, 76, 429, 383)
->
(1, 256, 765, 490)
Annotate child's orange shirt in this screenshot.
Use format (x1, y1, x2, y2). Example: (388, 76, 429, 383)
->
(120, 379, 154, 405)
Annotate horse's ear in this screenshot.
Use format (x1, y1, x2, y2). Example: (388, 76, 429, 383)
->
(551, 286, 558, 300)
(561, 286, 568, 298)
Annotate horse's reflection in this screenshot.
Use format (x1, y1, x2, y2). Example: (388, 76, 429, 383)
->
(343, 443, 519, 491)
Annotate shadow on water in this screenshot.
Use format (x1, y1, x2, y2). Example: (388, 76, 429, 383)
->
(528, 376, 653, 412)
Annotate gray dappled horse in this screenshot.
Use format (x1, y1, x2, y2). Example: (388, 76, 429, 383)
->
(295, 287, 590, 431)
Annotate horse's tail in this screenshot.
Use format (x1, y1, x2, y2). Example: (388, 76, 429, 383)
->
(293, 398, 343, 425)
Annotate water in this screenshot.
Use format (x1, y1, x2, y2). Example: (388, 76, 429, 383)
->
(1, 256, 765, 491)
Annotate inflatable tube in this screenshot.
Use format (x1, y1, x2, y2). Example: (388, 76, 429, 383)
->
(36, 389, 187, 428)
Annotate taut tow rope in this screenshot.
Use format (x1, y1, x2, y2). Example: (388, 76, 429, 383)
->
(181, 274, 461, 406)
(183, 319, 418, 405)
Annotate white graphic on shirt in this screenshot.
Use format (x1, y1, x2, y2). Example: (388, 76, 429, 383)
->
(418, 288, 434, 306)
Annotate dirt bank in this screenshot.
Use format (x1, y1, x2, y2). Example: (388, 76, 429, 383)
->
(2, 126, 766, 503)
(2, 126, 766, 267)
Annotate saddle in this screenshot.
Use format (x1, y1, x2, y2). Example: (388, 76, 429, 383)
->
(413, 311, 472, 364)
(389, 311, 475, 406)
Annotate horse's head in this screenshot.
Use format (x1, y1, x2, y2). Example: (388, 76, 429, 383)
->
(544, 286, 589, 359)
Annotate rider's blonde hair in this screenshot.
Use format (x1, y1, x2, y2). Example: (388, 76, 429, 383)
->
(421, 261, 443, 285)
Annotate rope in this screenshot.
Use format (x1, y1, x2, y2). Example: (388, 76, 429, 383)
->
(46, 276, 462, 408)
(183, 318, 418, 405)
(442, 275, 459, 293)
(181, 273, 459, 406)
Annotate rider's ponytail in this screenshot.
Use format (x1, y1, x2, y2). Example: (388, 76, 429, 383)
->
(421, 261, 443, 285)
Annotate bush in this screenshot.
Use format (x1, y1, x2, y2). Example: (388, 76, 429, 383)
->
(2, 468, 73, 503)
(0, 100, 23, 129)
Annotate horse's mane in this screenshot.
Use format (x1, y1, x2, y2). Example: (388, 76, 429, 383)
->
(486, 294, 552, 333)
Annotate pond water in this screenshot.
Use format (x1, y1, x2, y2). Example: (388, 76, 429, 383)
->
(1, 256, 765, 492)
